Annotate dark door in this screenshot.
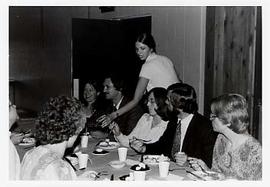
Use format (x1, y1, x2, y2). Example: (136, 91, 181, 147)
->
(72, 16, 151, 99)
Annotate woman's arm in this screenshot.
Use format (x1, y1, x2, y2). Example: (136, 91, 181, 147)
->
(115, 77, 149, 117)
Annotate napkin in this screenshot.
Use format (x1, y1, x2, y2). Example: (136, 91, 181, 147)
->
(125, 159, 141, 166)
(66, 156, 78, 166)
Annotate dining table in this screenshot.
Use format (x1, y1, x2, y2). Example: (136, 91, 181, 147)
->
(15, 131, 208, 181)
(68, 136, 191, 181)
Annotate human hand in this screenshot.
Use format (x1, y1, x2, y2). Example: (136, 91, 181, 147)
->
(187, 157, 209, 172)
(174, 152, 187, 166)
(96, 114, 114, 128)
(77, 170, 97, 180)
(10, 132, 24, 145)
(109, 122, 120, 136)
(129, 138, 146, 153)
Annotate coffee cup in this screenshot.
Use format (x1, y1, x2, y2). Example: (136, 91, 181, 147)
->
(133, 170, 146, 181)
(81, 135, 89, 148)
(159, 161, 170, 178)
(118, 147, 128, 162)
(78, 153, 89, 169)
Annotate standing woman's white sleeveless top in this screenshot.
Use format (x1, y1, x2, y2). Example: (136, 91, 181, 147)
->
(139, 53, 180, 91)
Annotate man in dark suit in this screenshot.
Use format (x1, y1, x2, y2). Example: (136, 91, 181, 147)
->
(99, 74, 144, 135)
(130, 83, 217, 168)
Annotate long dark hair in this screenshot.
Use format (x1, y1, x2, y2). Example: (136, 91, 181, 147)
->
(136, 33, 156, 53)
(148, 87, 169, 121)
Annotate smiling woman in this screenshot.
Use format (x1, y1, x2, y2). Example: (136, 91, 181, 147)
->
(109, 87, 169, 148)
(81, 80, 101, 117)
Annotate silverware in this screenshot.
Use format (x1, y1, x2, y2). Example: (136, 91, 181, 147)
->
(130, 137, 151, 143)
(186, 170, 206, 181)
(94, 171, 109, 179)
(140, 154, 144, 162)
(110, 174, 114, 181)
(169, 167, 184, 171)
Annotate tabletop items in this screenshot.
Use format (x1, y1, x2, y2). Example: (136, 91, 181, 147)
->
(92, 149, 109, 155)
(18, 137, 36, 147)
(78, 153, 89, 169)
(72, 137, 224, 181)
(18, 135, 223, 181)
(97, 141, 120, 150)
(159, 161, 170, 178)
(109, 160, 126, 169)
(117, 147, 128, 161)
(81, 134, 89, 148)
(142, 154, 169, 165)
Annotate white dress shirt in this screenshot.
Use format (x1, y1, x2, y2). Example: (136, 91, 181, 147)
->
(179, 114, 194, 152)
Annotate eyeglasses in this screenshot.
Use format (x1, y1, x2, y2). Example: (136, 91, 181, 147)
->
(210, 113, 218, 120)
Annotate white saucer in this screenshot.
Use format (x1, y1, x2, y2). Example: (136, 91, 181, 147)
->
(109, 160, 126, 169)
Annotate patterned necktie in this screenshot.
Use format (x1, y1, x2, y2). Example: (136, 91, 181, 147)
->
(171, 120, 182, 160)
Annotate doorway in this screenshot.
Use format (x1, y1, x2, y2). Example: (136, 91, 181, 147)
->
(72, 16, 151, 100)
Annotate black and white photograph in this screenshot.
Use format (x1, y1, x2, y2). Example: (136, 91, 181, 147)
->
(0, 0, 268, 186)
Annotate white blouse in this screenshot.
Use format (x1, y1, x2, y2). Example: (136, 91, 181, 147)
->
(115, 113, 168, 147)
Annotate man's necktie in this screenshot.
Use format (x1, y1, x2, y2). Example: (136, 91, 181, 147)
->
(171, 120, 182, 160)
(112, 105, 117, 112)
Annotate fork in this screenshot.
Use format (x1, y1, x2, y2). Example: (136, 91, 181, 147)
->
(169, 167, 185, 171)
(131, 137, 151, 143)
(94, 171, 109, 179)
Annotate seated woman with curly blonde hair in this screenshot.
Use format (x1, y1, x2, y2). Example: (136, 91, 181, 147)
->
(188, 94, 262, 180)
(20, 96, 86, 180)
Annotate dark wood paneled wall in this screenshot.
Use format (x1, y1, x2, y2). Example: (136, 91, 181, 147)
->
(9, 7, 88, 112)
(204, 7, 261, 140)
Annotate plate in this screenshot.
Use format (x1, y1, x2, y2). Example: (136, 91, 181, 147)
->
(143, 155, 169, 165)
(18, 142, 35, 147)
(19, 137, 36, 147)
(187, 170, 224, 181)
(92, 150, 109, 155)
(130, 164, 150, 172)
(97, 141, 120, 150)
(109, 160, 126, 169)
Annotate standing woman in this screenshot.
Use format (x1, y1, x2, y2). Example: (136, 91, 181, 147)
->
(188, 94, 262, 180)
(100, 33, 180, 126)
